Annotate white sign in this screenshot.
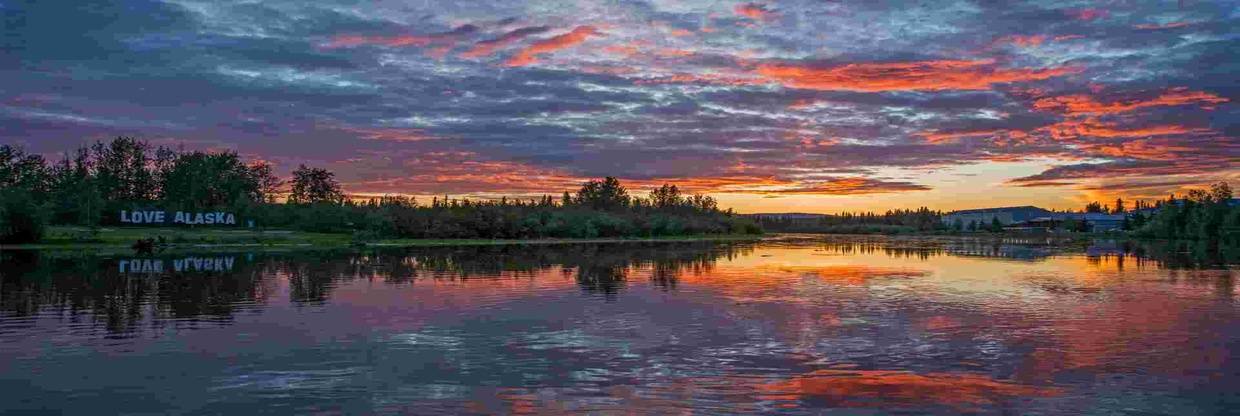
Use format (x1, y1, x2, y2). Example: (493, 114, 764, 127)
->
(120, 210, 238, 225)
(119, 256, 237, 273)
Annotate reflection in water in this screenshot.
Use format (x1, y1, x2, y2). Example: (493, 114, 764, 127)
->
(0, 243, 750, 334)
(754, 369, 1062, 409)
(1, 237, 1237, 414)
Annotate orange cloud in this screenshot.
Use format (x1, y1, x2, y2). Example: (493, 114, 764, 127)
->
(505, 26, 601, 67)
(344, 151, 586, 195)
(654, 48, 694, 58)
(998, 34, 1047, 47)
(1075, 139, 1195, 160)
(346, 127, 439, 142)
(1134, 21, 1191, 30)
(1042, 118, 1209, 141)
(1066, 8, 1108, 21)
(735, 3, 778, 21)
(602, 43, 641, 56)
(460, 25, 550, 58)
(786, 99, 817, 110)
(1033, 88, 1229, 115)
(754, 59, 1074, 92)
(734, 177, 931, 195)
(918, 129, 1008, 144)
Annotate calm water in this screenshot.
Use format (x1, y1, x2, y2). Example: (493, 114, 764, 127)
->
(2, 236, 1238, 415)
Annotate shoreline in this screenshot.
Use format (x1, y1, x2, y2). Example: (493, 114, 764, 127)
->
(0, 226, 767, 252)
(3, 227, 1227, 253)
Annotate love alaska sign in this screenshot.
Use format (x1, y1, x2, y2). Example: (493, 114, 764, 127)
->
(120, 210, 239, 225)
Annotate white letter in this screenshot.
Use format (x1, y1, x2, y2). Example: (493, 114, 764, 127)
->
(120, 210, 131, 223)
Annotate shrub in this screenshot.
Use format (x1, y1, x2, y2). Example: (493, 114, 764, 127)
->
(0, 191, 48, 244)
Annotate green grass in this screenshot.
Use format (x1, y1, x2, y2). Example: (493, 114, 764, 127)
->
(1, 226, 764, 251)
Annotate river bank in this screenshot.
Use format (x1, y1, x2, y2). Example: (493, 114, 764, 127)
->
(0, 226, 766, 252)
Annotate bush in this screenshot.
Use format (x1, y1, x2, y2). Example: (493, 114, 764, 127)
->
(0, 191, 48, 244)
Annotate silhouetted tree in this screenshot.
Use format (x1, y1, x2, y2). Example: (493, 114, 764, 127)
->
(92, 137, 154, 202)
(649, 184, 683, 209)
(576, 176, 629, 210)
(0, 145, 51, 198)
(247, 161, 283, 203)
(288, 165, 344, 205)
(158, 150, 263, 209)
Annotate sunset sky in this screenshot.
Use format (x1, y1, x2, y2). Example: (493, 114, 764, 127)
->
(2, 0, 1237, 213)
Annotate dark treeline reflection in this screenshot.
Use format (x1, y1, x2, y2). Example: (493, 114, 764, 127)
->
(0, 242, 754, 333)
(799, 235, 1238, 268)
(258, 241, 753, 302)
(0, 251, 272, 333)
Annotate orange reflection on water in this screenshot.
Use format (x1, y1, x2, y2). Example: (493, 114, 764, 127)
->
(754, 369, 1061, 409)
(775, 265, 929, 285)
(471, 369, 1060, 413)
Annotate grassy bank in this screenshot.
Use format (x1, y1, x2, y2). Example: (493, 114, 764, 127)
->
(0, 226, 765, 251)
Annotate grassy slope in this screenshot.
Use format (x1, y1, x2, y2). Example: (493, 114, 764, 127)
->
(0, 226, 764, 251)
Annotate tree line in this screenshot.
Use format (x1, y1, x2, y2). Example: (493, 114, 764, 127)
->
(752, 207, 945, 234)
(0, 137, 760, 243)
(1128, 183, 1239, 243)
(1069, 183, 1238, 243)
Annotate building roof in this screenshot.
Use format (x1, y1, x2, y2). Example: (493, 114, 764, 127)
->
(946, 206, 1050, 215)
(745, 212, 828, 219)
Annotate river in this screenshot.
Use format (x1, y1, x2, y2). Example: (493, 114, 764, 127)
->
(1, 235, 1237, 414)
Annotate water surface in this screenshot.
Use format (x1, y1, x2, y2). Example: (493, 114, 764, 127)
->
(2, 236, 1238, 414)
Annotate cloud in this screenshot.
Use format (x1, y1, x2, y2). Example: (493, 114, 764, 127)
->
(323, 25, 479, 49)
(461, 25, 551, 58)
(732, 177, 931, 195)
(1032, 88, 1229, 115)
(4, 1, 1238, 211)
(347, 127, 439, 142)
(918, 129, 1029, 144)
(1041, 119, 1212, 141)
(1065, 8, 1109, 21)
(1010, 156, 1237, 185)
(996, 35, 1047, 48)
(505, 26, 602, 67)
(754, 60, 1076, 92)
(338, 149, 586, 195)
(1134, 21, 1192, 30)
(735, 3, 778, 22)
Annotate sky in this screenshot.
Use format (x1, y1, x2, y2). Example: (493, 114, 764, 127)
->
(2, 0, 1237, 213)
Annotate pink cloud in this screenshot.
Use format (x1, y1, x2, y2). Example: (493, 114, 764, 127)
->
(505, 26, 601, 67)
